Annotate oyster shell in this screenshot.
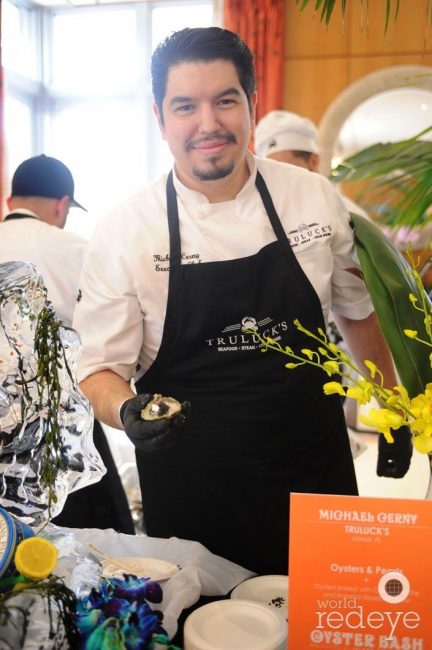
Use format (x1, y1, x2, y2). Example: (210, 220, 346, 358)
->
(140, 394, 182, 421)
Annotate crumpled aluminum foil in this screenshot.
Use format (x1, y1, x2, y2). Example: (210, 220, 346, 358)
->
(0, 261, 105, 526)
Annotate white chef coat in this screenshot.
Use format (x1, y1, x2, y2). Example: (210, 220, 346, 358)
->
(74, 153, 373, 383)
(0, 210, 88, 325)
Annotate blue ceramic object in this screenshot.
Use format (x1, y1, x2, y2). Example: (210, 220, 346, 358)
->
(0, 507, 35, 589)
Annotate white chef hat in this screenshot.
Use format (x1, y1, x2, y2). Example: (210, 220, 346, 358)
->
(254, 110, 319, 157)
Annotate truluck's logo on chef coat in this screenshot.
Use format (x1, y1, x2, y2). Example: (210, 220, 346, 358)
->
(287, 222, 332, 248)
(205, 315, 288, 353)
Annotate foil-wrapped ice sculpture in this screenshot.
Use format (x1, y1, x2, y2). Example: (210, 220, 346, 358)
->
(0, 261, 105, 526)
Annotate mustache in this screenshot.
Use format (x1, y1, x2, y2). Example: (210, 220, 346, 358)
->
(186, 133, 237, 151)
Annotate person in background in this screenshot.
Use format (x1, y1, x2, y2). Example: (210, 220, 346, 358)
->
(1, 154, 88, 324)
(74, 27, 411, 575)
(0, 154, 135, 534)
(254, 109, 371, 219)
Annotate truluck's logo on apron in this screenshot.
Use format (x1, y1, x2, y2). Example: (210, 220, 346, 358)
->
(205, 315, 288, 353)
(287, 222, 332, 248)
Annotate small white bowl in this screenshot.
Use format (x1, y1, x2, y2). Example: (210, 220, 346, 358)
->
(183, 599, 287, 650)
(101, 556, 179, 581)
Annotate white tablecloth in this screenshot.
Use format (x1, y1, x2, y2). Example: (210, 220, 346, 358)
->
(61, 526, 255, 639)
(1, 525, 255, 649)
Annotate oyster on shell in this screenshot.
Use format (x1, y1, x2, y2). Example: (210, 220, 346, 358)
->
(140, 394, 182, 421)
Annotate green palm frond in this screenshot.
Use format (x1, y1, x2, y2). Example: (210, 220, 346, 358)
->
(331, 127, 432, 229)
(294, 0, 427, 33)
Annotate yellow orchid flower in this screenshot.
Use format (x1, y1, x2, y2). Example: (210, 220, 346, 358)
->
(346, 380, 374, 405)
(323, 360, 340, 375)
(410, 389, 432, 419)
(386, 394, 402, 408)
(323, 382, 346, 396)
(249, 314, 432, 457)
(409, 416, 432, 436)
(413, 434, 432, 454)
(359, 408, 405, 440)
(393, 385, 410, 401)
(364, 360, 378, 379)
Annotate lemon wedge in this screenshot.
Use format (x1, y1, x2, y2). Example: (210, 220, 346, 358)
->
(14, 537, 58, 581)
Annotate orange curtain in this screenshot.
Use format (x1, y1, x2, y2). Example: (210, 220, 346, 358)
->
(224, 0, 284, 124)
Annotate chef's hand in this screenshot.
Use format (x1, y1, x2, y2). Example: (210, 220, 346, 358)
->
(376, 425, 413, 478)
(120, 394, 190, 453)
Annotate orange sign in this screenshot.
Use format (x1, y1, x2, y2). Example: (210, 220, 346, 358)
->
(288, 493, 432, 649)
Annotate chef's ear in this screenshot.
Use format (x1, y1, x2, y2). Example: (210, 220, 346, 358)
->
(153, 102, 166, 140)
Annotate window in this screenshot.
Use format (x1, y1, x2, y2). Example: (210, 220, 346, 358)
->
(4, 96, 34, 179)
(51, 9, 139, 95)
(2, 0, 39, 80)
(2, 0, 214, 238)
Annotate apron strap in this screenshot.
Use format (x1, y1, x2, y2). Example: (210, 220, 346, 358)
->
(254, 171, 295, 258)
(166, 171, 182, 269)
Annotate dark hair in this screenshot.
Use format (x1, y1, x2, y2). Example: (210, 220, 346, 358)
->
(151, 27, 256, 116)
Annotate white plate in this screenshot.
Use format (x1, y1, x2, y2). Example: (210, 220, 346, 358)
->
(184, 599, 286, 650)
(101, 556, 180, 581)
(231, 575, 288, 621)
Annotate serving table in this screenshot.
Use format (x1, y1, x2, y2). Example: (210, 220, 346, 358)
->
(2, 524, 255, 649)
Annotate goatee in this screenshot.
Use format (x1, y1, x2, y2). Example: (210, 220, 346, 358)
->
(192, 160, 235, 181)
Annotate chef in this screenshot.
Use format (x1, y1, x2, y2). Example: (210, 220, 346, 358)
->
(254, 109, 371, 219)
(74, 27, 409, 575)
(1, 154, 87, 324)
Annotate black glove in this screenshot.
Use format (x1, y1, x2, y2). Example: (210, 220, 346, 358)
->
(120, 393, 190, 453)
(376, 425, 413, 478)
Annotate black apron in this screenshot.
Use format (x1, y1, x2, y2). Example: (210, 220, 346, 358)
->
(52, 420, 135, 534)
(135, 171, 357, 574)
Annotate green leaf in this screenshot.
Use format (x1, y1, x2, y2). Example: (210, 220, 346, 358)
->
(384, 0, 400, 32)
(322, 0, 337, 26)
(331, 127, 432, 229)
(384, 0, 391, 32)
(294, 0, 315, 11)
(295, 0, 311, 12)
(351, 212, 432, 397)
(293, 0, 422, 33)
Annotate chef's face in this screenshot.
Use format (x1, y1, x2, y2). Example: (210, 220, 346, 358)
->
(154, 59, 256, 198)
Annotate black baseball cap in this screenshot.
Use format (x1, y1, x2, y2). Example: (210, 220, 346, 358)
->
(11, 154, 86, 211)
